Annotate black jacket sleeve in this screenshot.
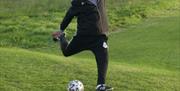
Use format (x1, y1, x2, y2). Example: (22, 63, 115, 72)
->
(60, 6, 79, 31)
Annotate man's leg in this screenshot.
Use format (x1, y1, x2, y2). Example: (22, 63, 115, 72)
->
(59, 34, 69, 56)
(90, 36, 113, 91)
(91, 40, 108, 85)
(59, 35, 84, 57)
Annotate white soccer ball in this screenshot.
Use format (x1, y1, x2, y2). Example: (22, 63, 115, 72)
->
(67, 80, 84, 91)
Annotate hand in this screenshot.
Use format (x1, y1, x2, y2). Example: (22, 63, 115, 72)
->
(52, 31, 64, 42)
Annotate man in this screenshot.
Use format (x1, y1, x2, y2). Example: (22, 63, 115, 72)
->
(52, 0, 113, 90)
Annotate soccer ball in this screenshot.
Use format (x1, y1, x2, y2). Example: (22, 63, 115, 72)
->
(67, 80, 84, 91)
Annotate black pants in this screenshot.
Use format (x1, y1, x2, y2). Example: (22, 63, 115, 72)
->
(59, 34, 108, 85)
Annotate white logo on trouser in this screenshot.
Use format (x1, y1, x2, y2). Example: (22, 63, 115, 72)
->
(103, 42, 108, 48)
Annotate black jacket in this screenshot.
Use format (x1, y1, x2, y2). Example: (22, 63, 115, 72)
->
(60, 0, 103, 35)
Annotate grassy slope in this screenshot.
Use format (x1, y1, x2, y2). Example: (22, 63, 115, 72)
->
(0, 0, 179, 91)
(108, 16, 180, 71)
(0, 48, 179, 91)
(0, 16, 179, 91)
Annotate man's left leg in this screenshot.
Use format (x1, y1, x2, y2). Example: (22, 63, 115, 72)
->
(92, 45, 108, 85)
(91, 37, 113, 91)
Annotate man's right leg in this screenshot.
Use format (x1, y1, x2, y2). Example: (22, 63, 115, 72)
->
(59, 34, 84, 57)
(59, 33, 69, 56)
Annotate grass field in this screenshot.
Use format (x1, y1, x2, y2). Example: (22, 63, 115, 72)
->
(0, 16, 179, 91)
(0, 0, 180, 91)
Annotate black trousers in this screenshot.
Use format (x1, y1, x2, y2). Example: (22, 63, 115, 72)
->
(59, 34, 108, 85)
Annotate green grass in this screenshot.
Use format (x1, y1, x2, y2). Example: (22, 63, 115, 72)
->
(0, 0, 179, 34)
(0, 0, 70, 17)
(0, 0, 180, 91)
(0, 16, 180, 91)
(0, 47, 179, 91)
(0, 0, 179, 49)
(108, 16, 180, 71)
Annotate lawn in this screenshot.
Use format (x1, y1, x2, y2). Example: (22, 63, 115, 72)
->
(0, 16, 179, 91)
(0, 0, 179, 91)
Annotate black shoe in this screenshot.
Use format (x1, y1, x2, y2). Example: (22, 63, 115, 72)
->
(96, 84, 113, 91)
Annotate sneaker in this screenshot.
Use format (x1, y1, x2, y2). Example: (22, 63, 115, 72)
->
(52, 31, 65, 41)
(96, 84, 113, 91)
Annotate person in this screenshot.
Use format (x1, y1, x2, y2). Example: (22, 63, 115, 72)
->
(52, 0, 113, 90)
